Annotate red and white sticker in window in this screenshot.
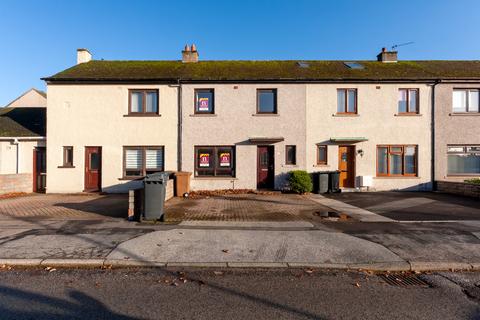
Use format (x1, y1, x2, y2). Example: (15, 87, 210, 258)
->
(219, 152, 231, 167)
(199, 153, 210, 167)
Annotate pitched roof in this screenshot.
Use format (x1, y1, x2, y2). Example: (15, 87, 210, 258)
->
(4, 88, 47, 108)
(43, 60, 480, 82)
(0, 107, 46, 137)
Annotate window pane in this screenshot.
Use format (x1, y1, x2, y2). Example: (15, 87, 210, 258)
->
(146, 92, 158, 113)
(453, 90, 467, 112)
(286, 146, 296, 165)
(409, 90, 418, 113)
(90, 153, 100, 170)
(196, 90, 214, 113)
(145, 149, 163, 169)
(377, 147, 388, 174)
(398, 90, 407, 113)
(448, 154, 480, 174)
(126, 149, 142, 169)
(389, 153, 402, 175)
(217, 148, 232, 168)
(391, 147, 402, 153)
(337, 90, 345, 113)
(131, 92, 143, 113)
(468, 90, 479, 112)
(347, 90, 356, 113)
(198, 149, 213, 168)
(258, 90, 276, 113)
(318, 146, 327, 164)
(405, 146, 416, 174)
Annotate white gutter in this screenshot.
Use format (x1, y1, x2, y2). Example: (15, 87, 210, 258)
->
(0, 136, 46, 141)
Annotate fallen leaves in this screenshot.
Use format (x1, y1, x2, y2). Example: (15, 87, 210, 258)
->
(221, 249, 229, 253)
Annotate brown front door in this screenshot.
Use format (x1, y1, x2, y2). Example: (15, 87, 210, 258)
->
(84, 147, 102, 192)
(33, 147, 46, 193)
(338, 146, 355, 188)
(257, 146, 274, 189)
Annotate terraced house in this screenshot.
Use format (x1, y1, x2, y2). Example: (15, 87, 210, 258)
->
(42, 47, 480, 193)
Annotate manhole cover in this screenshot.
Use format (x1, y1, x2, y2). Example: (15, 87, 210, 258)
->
(378, 274, 431, 287)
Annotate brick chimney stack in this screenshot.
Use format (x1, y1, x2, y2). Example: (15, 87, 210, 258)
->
(377, 47, 398, 63)
(182, 44, 199, 63)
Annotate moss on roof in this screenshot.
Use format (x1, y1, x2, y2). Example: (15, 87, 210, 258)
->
(0, 107, 46, 137)
(43, 60, 480, 82)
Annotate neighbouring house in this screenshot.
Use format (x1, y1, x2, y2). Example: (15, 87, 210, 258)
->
(434, 82, 480, 183)
(0, 88, 47, 194)
(42, 47, 480, 193)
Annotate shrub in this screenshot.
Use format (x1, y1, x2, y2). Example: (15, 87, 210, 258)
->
(288, 170, 313, 194)
(465, 178, 480, 185)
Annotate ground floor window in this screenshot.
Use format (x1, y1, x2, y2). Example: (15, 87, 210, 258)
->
(447, 145, 480, 175)
(123, 146, 164, 178)
(377, 145, 417, 176)
(195, 146, 235, 177)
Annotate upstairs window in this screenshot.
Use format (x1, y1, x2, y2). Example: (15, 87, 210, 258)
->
(377, 145, 417, 177)
(257, 89, 277, 114)
(195, 89, 215, 114)
(453, 89, 479, 113)
(398, 89, 419, 114)
(195, 146, 235, 177)
(337, 89, 357, 114)
(124, 146, 164, 178)
(285, 145, 296, 165)
(129, 89, 159, 114)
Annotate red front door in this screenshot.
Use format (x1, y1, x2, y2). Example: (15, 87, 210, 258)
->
(257, 146, 274, 189)
(84, 147, 102, 192)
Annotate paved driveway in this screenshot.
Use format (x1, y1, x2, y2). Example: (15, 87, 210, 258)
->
(325, 192, 480, 221)
(164, 194, 326, 222)
(0, 194, 128, 219)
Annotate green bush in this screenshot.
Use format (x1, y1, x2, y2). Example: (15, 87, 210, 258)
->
(465, 178, 480, 185)
(288, 170, 313, 194)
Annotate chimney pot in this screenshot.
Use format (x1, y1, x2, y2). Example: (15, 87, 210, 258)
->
(182, 44, 199, 63)
(377, 47, 397, 63)
(77, 48, 92, 64)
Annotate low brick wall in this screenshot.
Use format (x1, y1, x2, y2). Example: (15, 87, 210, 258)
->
(436, 180, 480, 199)
(0, 173, 32, 194)
(127, 179, 174, 220)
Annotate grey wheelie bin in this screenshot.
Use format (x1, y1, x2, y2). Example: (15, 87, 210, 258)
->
(143, 172, 170, 221)
(312, 172, 330, 194)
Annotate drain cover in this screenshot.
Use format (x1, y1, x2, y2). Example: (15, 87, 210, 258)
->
(378, 274, 430, 287)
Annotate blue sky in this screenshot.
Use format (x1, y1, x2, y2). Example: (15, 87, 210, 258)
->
(0, 0, 479, 106)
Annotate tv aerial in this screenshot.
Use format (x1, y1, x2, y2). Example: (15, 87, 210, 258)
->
(391, 42, 414, 51)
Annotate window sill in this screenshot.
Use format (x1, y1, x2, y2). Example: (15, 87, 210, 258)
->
(194, 177, 238, 180)
(446, 174, 480, 177)
(283, 164, 298, 168)
(123, 114, 162, 117)
(313, 164, 329, 167)
(252, 114, 280, 117)
(189, 114, 217, 117)
(57, 165, 75, 169)
(374, 176, 420, 179)
(449, 113, 480, 116)
(394, 113, 422, 117)
(332, 114, 359, 117)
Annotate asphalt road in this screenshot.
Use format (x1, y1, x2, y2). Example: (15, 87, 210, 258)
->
(0, 268, 478, 320)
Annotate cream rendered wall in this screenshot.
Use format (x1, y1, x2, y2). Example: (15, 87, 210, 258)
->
(306, 83, 433, 191)
(181, 84, 306, 191)
(0, 140, 45, 174)
(434, 83, 480, 182)
(46, 84, 178, 193)
(6, 89, 46, 108)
